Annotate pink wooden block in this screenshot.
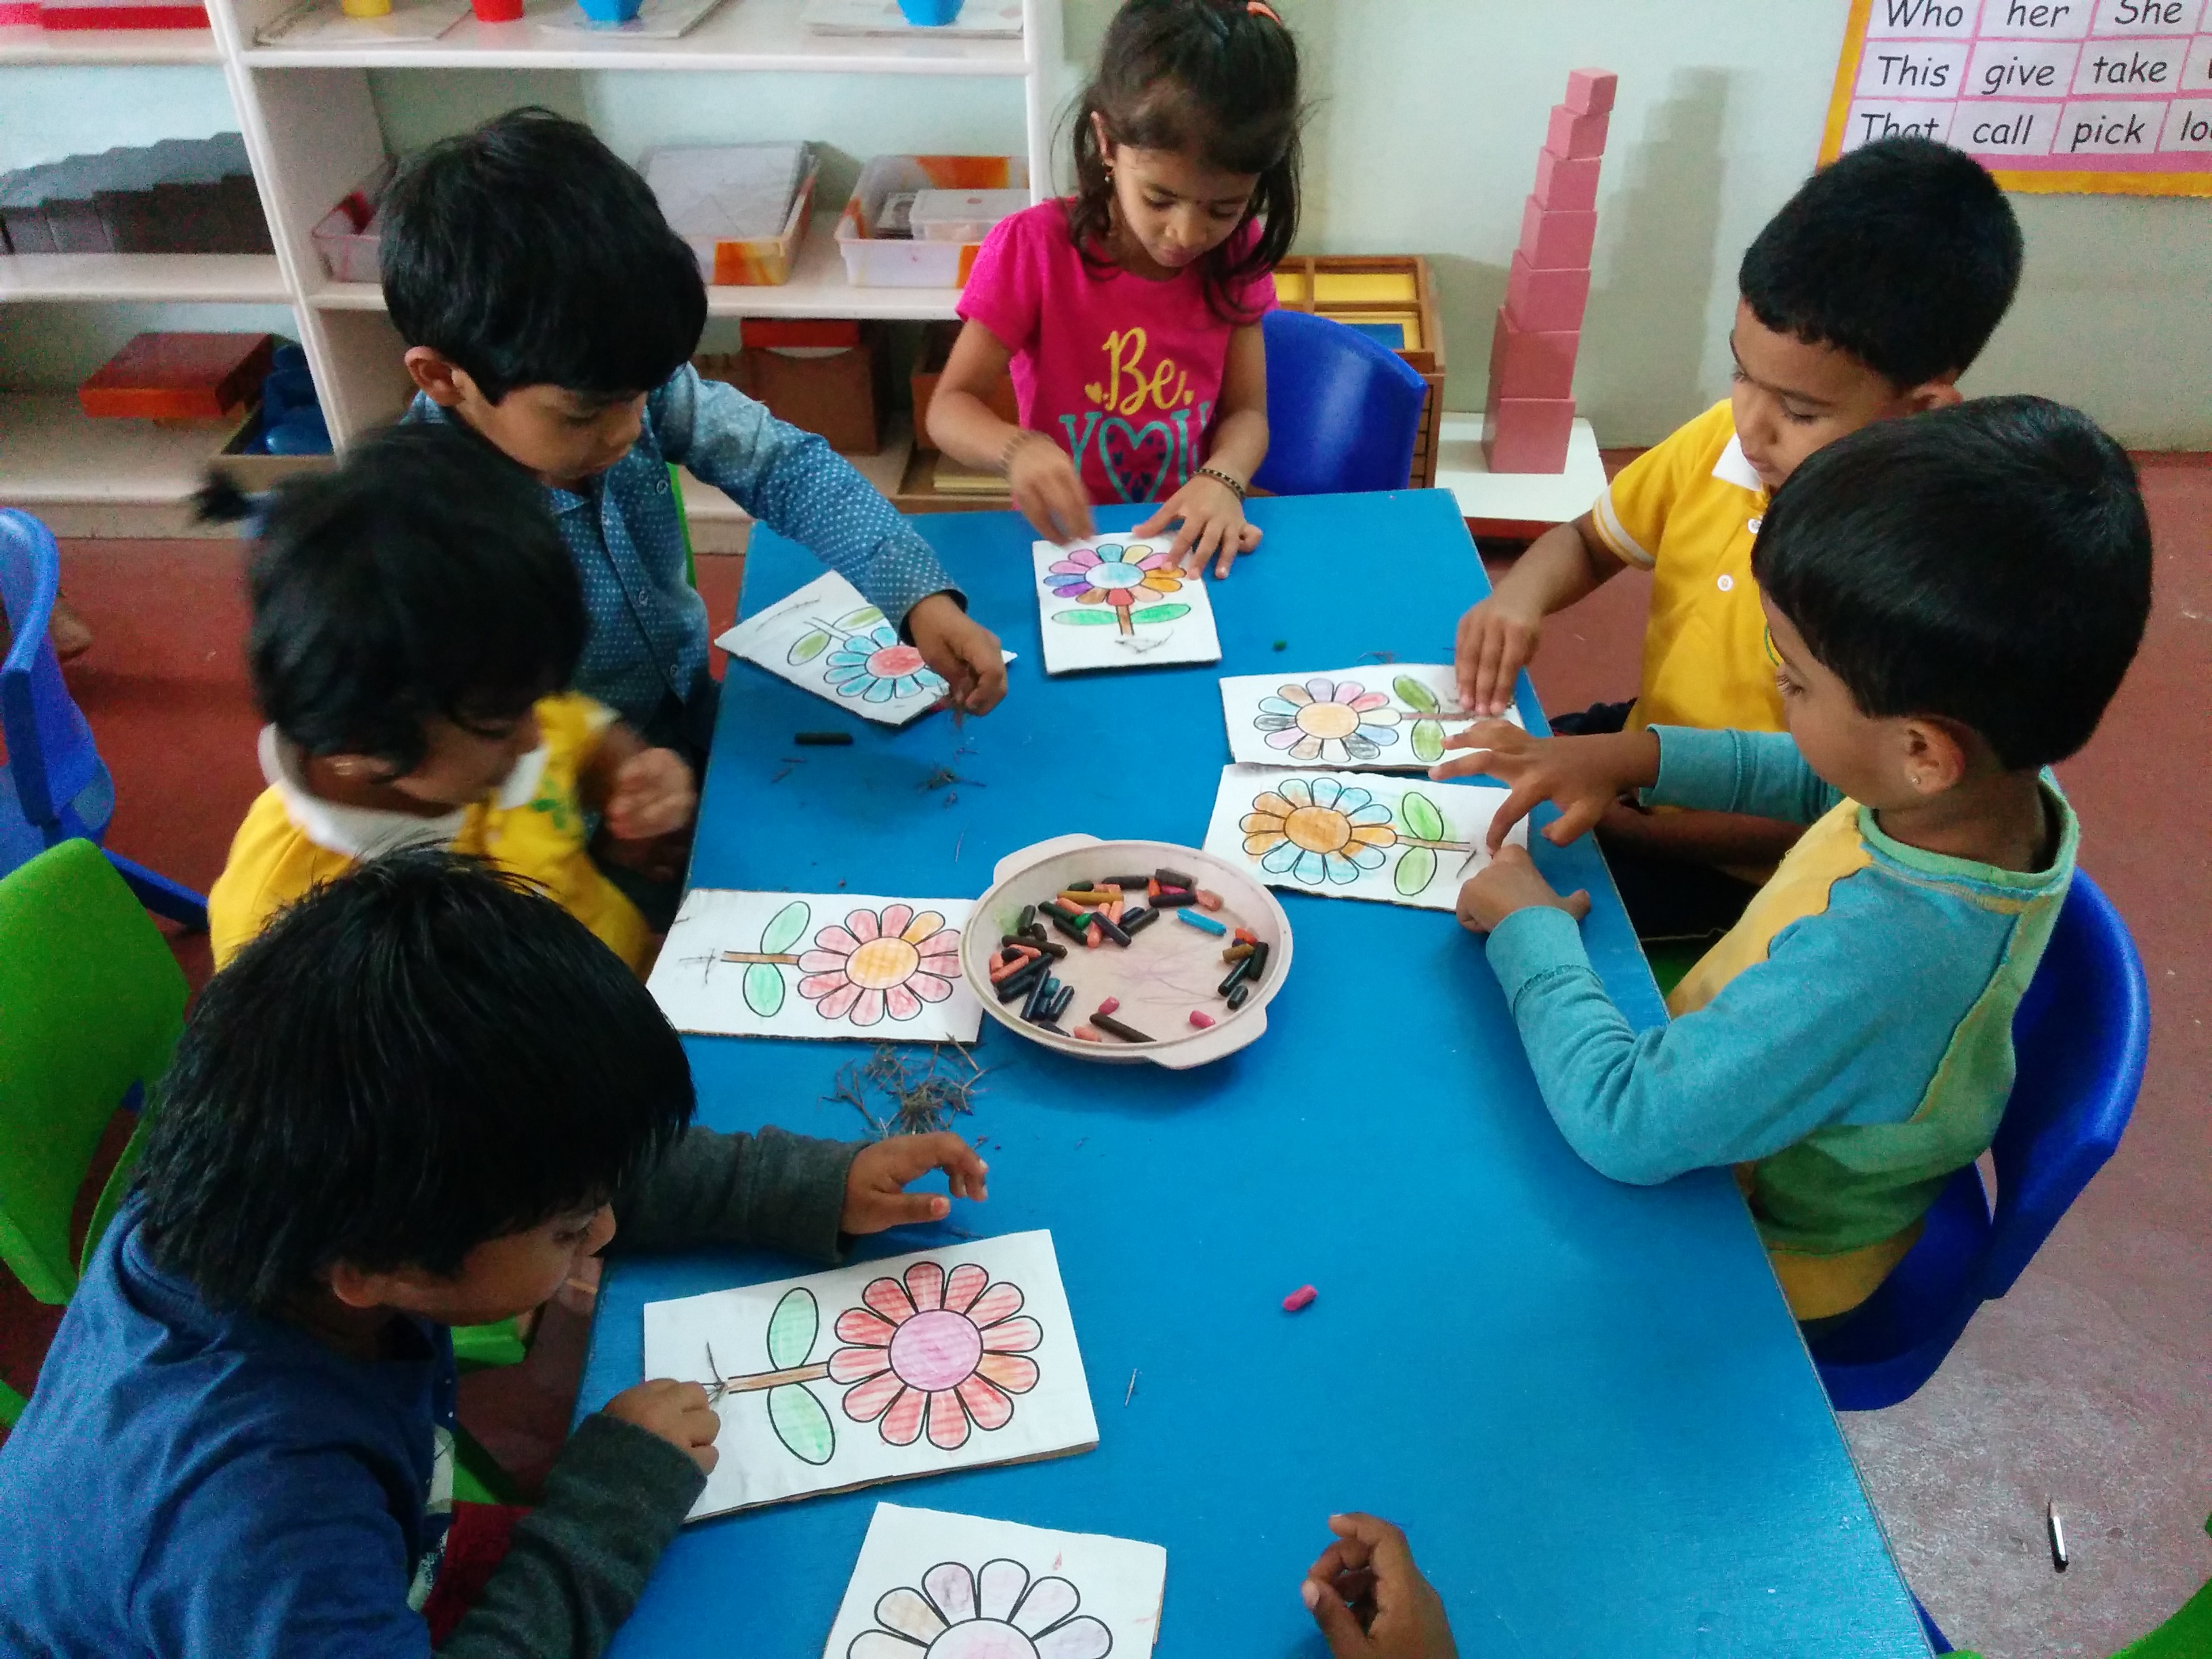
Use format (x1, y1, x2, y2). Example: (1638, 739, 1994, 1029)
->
(1534, 146, 1602, 212)
(1489, 308, 1579, 401)
(1482, 393, 1576, 474)
(1518, 196, 1597, 270)
(1505, 252, 1591, 333)
(1546, 104, 1610, 160)
(1565, 69, 1618, 116)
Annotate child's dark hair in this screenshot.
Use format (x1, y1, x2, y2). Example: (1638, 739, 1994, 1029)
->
(136, 851, 693, 1314)
(381, 106, 705, 403)
(1754, 396, 2151, 771)
(244, 422, 585, 773)
(1067, 0, 1300, 322)
(1739, 136, 2022, 388)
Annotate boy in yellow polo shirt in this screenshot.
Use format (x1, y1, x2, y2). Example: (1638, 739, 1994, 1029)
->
(209, 425, 695, 974)
(1455, 136, 2022, 941)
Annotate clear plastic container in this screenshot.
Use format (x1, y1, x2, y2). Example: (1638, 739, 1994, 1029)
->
(834, 154, 1029, 289)
(909, 186, 1029, 243)
(643, 142, 817, 287)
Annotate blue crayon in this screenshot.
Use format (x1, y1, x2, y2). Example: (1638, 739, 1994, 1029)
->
(1175, 908, 1228, 937)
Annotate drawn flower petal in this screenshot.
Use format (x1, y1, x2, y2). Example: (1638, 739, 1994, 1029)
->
(796, 950, 850, 975)
(924, 1562, 977, 1625)
(1242, 815, 1287, 839)
(847, 1633, 924, 1659)
(912, 926, 961, 955)
(879, 1385, 926, 1445)
(1325, 851, 1367, 884)
(1252, 792, 1296, 818)
(1306, 676, 1336, 702)
(976, 1352, 1039, 1394)
(848, 987, 886, 1027)
(1034, 1616, 1115, 1659)
(1350, 823, 1397, 846)
(1348, 842, 1389, 871)
(883, 983, 922, 1021)
(863, 676, 897, 703)
(872, 1586, 945, 1643)
(1257, 695, 1303, 716)
(1347, 804, 1394, 828)
(1069, 548, 1101, 568)
(941, 1262, 989, 1315)
(814, 926, 861, 956)
(1288, 733, 1324, 761)
(1141, 571, 1181, 592)
(1337, 680, 1367, 701)
(797, 971, 852, 1000)
(1292, 848, 1329, 884)
(905, 1261, 945, 1313)
(966, 1282, 1024, 1326)
(978, 1559, 1031, 1622)
(1312, 777, 1345, 808)
(1012, 1576, 1080, 1637)
(1260, 839, 1303, 873)
(895, 912, 943, 946)
(840, 1368, 906, 1422)
(830, 1345, 893, 1384)
(906, 971, 955, 1005)
(1357, 720, 1401, 743)
(836, 1306, 899, 1347)
(1350, 694, 1393, 714)
(1048, 558, 1090, 575)
(1344, 735, 1380, 761)
(926, 1389, 970, 1450)
(980, 1314, 1041, 1353)
(1279, 778, 1313, 808)
(954, 1372, 1014, 1431)
(846, 908, 882, 943)
(807, 980, 863, 1019)
(1264, 727, 1305, 751)
(1136, 549, 1175, 571)
(1336, 785, 1372, 813)
(863, 1276, 918, 1325)
(878, 903, 914, 939)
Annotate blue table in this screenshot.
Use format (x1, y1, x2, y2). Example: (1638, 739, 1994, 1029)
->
(581, 491, 1927, 1657)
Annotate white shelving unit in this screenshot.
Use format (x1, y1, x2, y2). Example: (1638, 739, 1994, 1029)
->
(1, 0, 1063, 531)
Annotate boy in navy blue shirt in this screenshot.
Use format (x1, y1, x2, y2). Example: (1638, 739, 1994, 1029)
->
(0, 853, 988, 1658)
(382, 108, 1008, 762)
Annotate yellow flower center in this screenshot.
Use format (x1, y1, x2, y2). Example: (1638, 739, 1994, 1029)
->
(1284, 805, 1353, 854)
(1296, 701, 1361, 740)
(846, 936, 921, 989)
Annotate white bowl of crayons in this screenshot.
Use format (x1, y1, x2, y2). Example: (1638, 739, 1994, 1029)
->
(960, 834, 1292, 1068)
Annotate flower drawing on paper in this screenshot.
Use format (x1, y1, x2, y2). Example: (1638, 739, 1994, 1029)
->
(829, 1260, 1041, 1450)
(848, 1557, 1111, 1659)
(796, 905, 962, 1027)
(1254, 677, 1403, 764)
(1241, 776, 1399, 886)
(825, 622, 947, 705)
(1044, 541, 1192, 642)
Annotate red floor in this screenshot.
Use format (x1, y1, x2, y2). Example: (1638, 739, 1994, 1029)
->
(3, 465, 2207, 1656)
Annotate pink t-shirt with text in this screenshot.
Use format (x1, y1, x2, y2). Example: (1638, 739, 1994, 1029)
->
(956, 200, 1277, 506)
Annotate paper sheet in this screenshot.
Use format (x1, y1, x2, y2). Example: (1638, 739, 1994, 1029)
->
(1032, 535, 1221, 675)
(717, 572, 949, 726)
(823, 1503, 1166, 1659)
(649, 888, 983, 1042)
(1199, 763, 1528, 911)
(642, 1232, 1097, 1519)
(254, 0, 464, 45)
(1217, 663, 1521, 771)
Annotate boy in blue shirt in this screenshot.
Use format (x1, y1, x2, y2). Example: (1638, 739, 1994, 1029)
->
(0, 852, 989, 1658)
(1435, 398, 2152, 1326)
(381, 107, 1008, 763)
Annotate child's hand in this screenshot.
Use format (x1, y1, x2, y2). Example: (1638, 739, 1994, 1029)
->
(1456, 844, 1592, 936)
(1300, 1513, 1459, 1659)
(842, 1132, 990, 1234)
(1429, 721, 1660, 853)
(1006, 434, 1094, 546)
(602, 1378, 720, 1474)
(1134, 474, 1262, 579)
(1454, 593, 1545, 717)
(605, 747, 697, 841)
(907, 594, 1008, 716)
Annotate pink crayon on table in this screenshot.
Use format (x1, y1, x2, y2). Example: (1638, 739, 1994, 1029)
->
(1282, 1284, 1318, 1313)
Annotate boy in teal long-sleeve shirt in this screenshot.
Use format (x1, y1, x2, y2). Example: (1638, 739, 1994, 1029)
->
(1433, 398, 2152, 1324)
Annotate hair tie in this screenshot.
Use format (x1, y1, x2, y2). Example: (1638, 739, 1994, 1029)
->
(1245, 1, 1280, 19)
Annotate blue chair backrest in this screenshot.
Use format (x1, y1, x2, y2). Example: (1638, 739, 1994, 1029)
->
(1250, 310, 1431, 498)
(1981, 869, 2148, 1298)
(0, 510, 104, 833)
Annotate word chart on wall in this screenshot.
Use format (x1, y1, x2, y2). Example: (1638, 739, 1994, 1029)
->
(1822, 0, 2212, 194)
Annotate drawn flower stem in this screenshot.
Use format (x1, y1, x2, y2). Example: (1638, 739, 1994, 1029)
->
(1114, 602, 1133, 636)
(720, 950, 802, 965)
(1396, 836, 1472, 852)
(712, 1359, 832, 1395)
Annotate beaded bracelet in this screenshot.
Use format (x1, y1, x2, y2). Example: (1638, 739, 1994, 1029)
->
(1194, 465, 1247, 499)
(998, 429, 1044, 477)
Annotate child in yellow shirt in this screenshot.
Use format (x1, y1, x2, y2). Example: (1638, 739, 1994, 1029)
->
(209, 424, 695, 973)
(1454, 136, 2023, 942)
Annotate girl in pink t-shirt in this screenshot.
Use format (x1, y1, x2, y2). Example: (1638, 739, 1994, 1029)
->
(927, 0, 1302, 578)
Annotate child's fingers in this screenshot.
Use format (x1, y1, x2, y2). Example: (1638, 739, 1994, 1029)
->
(1486, 782, 1547, 853)
(1542, 795, 1607, 846)
(1132, 499, 1174, 539)
(1425, 750, 1496, 783)
(1300, 1576, 1374, 1656)
(1561, 887, 1593, 921)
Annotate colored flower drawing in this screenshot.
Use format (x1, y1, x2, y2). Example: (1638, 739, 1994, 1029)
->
(797, 905, 963, 1027)
(788, 603, 947, 705)
(848, 1559, 1111, 1659)
(830, 1260, 1041, 1450)
(703, 1286, 838, 1467)
(1044, 541, 1191, 639)
(1254, 677, 1402, 764)
(1241, 778, 1472, 897)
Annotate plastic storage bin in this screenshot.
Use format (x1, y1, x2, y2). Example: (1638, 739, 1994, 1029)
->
(310, 159, 394, 285)
(909, 186, 1028, 243)
(835, 154, 1028, 289)
(644, 144, 818, 287)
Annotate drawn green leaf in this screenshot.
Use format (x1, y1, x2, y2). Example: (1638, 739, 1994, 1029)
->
(766, 1286, 817, 1369)
(1126, 603, 1191, 625)
(835, 606, 884, 630)
(1053, 609, 1122, 626)
(743, 962, 785, 1019)
(1412, 719, 1444, 764)
(1401, 791, 1446, 843)
(1395, 674, 1440, 714)
(768, 1384, 835, 1465)
(760, 899, 811, 956)
(787, 630, 831, 665)
(1395, 844, 1437, 897)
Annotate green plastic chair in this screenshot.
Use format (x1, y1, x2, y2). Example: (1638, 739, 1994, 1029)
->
(0, 838, 187, 1425)
(670, 464, 697, 589)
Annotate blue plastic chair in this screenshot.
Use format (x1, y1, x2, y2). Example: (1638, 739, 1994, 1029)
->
(1809, 872, 2149, 1410)
(1250, 309, 1431, 497)
(0, 508, 208, 930)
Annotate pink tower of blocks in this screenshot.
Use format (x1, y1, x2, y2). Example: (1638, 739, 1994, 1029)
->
(1483, 68, 1617, 474)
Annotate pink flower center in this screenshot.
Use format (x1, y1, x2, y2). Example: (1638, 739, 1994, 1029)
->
(866, 643, 926, 678)
(888, 1308, 983, 1392)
